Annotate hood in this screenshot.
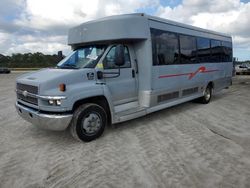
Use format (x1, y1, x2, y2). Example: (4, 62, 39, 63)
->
(17, 68, 75, 86)
(16, 68, 97, 95)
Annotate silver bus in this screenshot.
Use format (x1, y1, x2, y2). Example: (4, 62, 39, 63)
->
(16, 13, 233, 141)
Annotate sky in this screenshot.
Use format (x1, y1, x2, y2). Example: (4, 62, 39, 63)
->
(0, 0, 250, 60)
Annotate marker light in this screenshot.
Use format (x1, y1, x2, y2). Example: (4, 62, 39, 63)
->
(59, 83, 66, 92)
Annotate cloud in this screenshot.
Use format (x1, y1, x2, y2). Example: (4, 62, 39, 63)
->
(0, 0, 24, 16)
(182, 0, 240, 13)
(0, 19, 19, 34)
(0, 31, 70, 55)
(15, 0, 159, 33)
(0, 32, 12, 55)
(0, 0, 159, 55)
(156, 0, 242, 24)
(7, 41, 70, 55)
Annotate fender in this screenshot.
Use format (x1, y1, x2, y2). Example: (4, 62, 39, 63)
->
(68, 83, 116, 123)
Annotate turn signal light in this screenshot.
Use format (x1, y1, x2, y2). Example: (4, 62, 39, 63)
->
(59, 83, 66, 92)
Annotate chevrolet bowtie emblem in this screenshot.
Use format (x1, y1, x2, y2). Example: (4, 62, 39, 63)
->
(22, 90, 28, 97)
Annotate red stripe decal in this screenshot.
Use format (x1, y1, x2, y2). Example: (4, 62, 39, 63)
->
(159, 66, 219, 80)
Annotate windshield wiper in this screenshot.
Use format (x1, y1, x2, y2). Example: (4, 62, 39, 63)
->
(57, 64, 78, 69)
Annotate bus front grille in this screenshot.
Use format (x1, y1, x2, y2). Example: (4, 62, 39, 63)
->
(16, 83, 38, 105)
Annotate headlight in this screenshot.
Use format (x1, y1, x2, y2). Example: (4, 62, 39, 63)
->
(48, 100, 54, 105)
(48, 99, 61, 106)
(56, 99, 61, 106)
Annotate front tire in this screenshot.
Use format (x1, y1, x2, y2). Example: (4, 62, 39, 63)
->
(70, 103, 107, 142)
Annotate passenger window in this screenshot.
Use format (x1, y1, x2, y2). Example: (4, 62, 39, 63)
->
(179, 35, 197, 64)
(197, 37, 210, 63)
(103, 45, 131, 69)
(211, 40, 222, 62)
(221, 41, 232, 62)
(151, 28, 179, 65)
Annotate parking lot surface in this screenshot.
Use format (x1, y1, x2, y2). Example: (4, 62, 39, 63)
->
(0, 73, 250, 188)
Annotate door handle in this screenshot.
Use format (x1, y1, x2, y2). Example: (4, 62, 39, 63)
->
(132, 69, 135, 78)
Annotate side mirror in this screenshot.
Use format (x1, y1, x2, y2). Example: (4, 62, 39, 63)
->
(114, 45, 125, 66)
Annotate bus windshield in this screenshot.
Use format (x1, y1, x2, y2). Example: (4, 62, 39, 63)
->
(57, 45, 107, 69)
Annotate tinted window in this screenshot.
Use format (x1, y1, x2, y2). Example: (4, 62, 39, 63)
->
(151, 28, 179, 65)
(103, 45, 131, 69)
(197, 37, 210, 63)
(179, 35, 197, 64)
(211, 40, 222, 62)
(221, 41, 232, 62)
(151, 28, 232, 65)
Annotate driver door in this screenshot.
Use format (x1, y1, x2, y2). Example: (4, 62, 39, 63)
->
(102, 44, 138, 106)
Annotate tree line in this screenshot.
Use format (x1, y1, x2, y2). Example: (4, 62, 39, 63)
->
(0, 52, 63, 68)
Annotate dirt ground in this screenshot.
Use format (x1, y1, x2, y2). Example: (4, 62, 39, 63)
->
(0, 73, 250, 188)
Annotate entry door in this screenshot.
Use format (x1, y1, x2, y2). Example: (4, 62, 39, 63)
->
(102, 44, 138, 105)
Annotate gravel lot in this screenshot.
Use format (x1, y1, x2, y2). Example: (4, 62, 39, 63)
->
(0, 73, 250, 188)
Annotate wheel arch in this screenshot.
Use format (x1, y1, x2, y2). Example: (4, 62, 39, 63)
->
(207, 81, 214, 89)
(72, 96, 112, 124)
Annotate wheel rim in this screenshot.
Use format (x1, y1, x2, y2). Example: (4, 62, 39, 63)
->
(82, 112, 102, 135)
(204, 87, 211, 101)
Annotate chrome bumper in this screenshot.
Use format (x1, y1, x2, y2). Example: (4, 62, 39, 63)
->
(15, 102, 72, 131)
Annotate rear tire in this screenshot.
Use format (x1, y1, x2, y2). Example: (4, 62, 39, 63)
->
(197, 85, 212, 104)
(70, 103, 107, 142)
